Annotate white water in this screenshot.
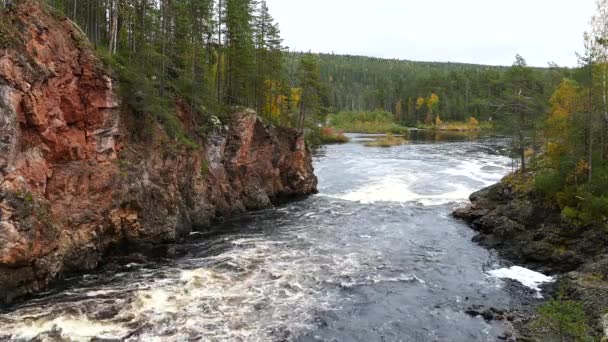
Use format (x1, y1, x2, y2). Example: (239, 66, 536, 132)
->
(0, 133, 541, 342)
(488, 266, 555, 298)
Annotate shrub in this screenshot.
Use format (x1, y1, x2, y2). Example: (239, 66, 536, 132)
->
(534, 168, 564, 197)
(320, 128, 350, 144)
(562, 206, 580, 221)
(533, 298, 591, 341)
(579, 195, 608, 225)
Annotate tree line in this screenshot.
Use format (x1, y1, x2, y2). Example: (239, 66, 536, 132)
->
(300, 52, 571, 125)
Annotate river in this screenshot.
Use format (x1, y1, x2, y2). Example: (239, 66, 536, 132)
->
(0, 132, 551, 341)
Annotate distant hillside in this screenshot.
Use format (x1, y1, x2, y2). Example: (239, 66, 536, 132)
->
(287, 53, 570, 124)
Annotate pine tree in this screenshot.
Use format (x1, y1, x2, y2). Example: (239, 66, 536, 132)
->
(224, 0, 256, 105)
(493, 55, 546, 173)
(295, 53, 325, 131)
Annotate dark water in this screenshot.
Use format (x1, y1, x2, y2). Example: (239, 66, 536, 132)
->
(0, 133, 547, 342)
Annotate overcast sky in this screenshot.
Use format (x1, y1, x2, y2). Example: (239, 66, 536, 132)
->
(265, 0, 597, 67)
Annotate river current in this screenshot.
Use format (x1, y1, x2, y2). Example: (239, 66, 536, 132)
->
(0, 132, 550, 341)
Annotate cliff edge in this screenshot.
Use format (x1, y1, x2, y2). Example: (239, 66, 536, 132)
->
(0, 1, 317, 304)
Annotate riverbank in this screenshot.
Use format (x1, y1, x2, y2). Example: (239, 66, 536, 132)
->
(453, 175, 608, 340)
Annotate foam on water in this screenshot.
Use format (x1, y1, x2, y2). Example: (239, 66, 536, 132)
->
(6, 316, 129, 341)
(318, 140, 511, 206)
(2, 229, 404, 341)
(334, 176, 474, 205)
(488, 266, 555, 297)
(330, 159, 507, 205)
(441, 159, 507, 187)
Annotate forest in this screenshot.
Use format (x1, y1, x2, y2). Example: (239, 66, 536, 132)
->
(1, 0, 605, 226)
(296, 53, 570, 125)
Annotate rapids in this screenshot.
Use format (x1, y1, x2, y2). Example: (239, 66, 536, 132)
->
(0, 132, 550, 341)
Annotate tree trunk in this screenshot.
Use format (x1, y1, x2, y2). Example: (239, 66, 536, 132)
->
(108, 0, 118, 54)
(603, 64, 608, 161)
(298, 92, 306, 132)
(589, 118, 594, 183)
(216, 0, 223, 103)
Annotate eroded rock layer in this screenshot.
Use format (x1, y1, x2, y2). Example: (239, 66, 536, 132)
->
(0, 2, 317, 304)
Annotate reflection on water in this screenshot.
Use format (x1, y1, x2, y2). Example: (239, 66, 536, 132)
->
(0, 133, 536, 342)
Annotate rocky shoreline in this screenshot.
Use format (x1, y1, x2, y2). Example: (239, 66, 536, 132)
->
(0, 2, 317, 305)
(454, 177, 608, 340)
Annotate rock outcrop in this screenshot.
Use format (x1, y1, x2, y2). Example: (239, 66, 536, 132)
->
(0, 2, 317, 304)
(454, 181, 608, 273)
(454, 178, 608, 336)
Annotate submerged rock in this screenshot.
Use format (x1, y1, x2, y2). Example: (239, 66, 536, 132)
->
(0, 1, 317, 304)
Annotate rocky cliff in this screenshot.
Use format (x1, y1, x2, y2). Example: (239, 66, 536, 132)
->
(0, 1, 317, 305)
(454, 178, 608, 338)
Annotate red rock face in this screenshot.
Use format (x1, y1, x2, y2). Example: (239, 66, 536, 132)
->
(0, 2, 121, 302)
(0, 2, 317, 304)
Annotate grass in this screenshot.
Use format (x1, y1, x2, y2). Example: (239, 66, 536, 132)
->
(320, 128, 350, 144)
(363, 134, 407, 148)
(531, 297, 592, 342)
(328, 111, 408, 134)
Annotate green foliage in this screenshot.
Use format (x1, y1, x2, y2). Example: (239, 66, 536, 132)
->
(223, 0, 256, 105)
(304, 128, 324, 151)
(534, 168, 564, 197)
(295, 53, 328, 130)
(328, 111, 408, 133)
(551, 169, 608, 227)
(562, 206, 580, 221)
(503, 172, 535, 194)
(533, 298, 592, 341)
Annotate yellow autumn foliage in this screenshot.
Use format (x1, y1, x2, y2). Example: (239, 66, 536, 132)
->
(546, 79, 580, 166)
(435, 115, 443, 126)
(427, 93, 439, 112)
(415, 97, 425, 111)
